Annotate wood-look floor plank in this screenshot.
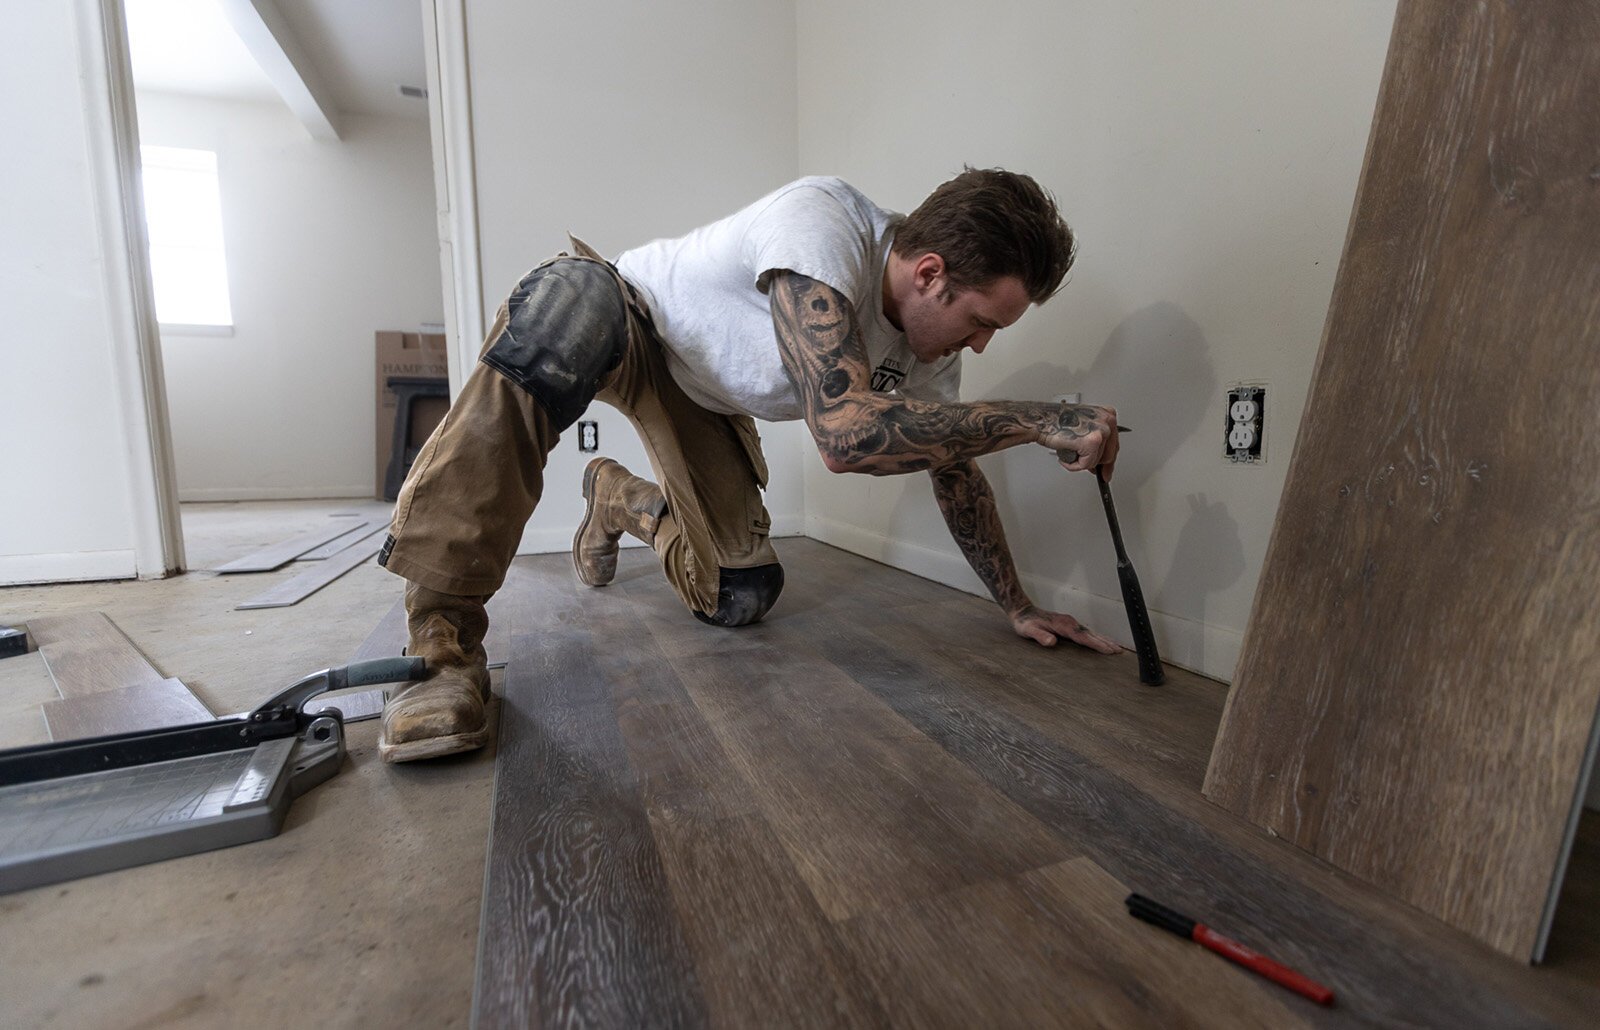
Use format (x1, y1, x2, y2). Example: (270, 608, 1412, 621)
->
(295, 521, 384, 561)
(234, 543, 381, 610)
(211, 522, 362, 573)
(841, 856, 1301, 1029)
(474, 625, 707, 1029)
(29, 612, 166, 698)
(1203, 0, 1600, 960)
(476, 545, 1600, 1028)
(798, 602, 1586, 1027)
(666, 636, 1074, 923)
(590, 604, 890, 1028)
(41, 678, 211, 740)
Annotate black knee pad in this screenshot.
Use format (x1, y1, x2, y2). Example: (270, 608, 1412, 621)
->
(693, 563, 785, 628)
(480, 259, 628, 430)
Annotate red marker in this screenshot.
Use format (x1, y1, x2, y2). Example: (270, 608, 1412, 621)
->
(1125, 894, 1335, 1006)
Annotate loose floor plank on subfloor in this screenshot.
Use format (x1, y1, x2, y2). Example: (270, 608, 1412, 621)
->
(235, 543, 383, 610)
(295, 520, 384, 561)
(28, 611, 167, 697)
(211, 522, 363, 573)
(477, 542, 1600, 1028)
(42, 678, 212, 740)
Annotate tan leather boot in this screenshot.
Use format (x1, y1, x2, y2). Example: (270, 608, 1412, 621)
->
(379, 582, 492, 763)
(573, 457, 668, 587)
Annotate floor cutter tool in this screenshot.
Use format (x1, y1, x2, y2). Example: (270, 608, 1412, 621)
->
(0, 656, 425, 894)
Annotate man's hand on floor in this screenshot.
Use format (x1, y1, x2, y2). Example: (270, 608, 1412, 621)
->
(1010, 605, 1124, 654)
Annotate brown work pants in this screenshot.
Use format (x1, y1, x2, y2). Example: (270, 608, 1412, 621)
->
(381, 242, 778, 618)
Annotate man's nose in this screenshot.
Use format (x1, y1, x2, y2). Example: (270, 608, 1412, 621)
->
(967, 330, 994, 354)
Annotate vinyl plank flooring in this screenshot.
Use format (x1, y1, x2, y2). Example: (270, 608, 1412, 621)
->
(801, 601, 1584, 1027)
(475, 626, 707, 1029)
(235, 543, 382, 610)
(667, 636, 1073, 922)
(840, 857, 1300, 1029)
(42, 678, 211, 740)
(28, 612, 166, 698)
(1203, 0, 1600, 960)
(295, 521, 384, 561)
(594, 604, 889, 1028)
(474, 544, 1600, 1028)
(211, 523, 363, 573)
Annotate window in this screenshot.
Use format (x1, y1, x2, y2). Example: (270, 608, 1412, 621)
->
(140, 145, 233, 331)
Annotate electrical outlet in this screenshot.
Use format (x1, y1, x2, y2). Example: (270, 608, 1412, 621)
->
(577, 420, 599, 453)
(1225, 383, 1266, 464)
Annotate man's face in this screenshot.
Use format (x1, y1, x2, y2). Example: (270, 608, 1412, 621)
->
(902, 273, 1032, 364)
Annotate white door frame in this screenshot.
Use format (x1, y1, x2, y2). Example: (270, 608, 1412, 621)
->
(421, 0, 486, 396)
(90, 0, 485, 574)
(79, 0, 185, 577)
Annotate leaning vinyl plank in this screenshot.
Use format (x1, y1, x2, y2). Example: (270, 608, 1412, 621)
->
(212, 523, 366, 574)
(28, 612, 166, 698)
(474, 625, 708, 1028)
(1202, 0, 1600, 960)
(42, 679, 212, 741)
(234, 543, 382, 610)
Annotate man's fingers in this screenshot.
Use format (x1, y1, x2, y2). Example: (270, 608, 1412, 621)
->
(1065, 624, 1124, 655)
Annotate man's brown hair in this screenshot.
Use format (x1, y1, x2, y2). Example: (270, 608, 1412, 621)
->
(893, 167, 1076, 303)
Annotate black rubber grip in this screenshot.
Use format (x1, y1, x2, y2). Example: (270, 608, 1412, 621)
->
(1126, 893, 1197, 939)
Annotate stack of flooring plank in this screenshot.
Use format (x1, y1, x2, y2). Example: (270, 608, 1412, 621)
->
(28, 612, 210, 740)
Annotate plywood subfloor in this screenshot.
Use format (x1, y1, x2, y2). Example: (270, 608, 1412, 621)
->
(475, 542, 1600, 1028)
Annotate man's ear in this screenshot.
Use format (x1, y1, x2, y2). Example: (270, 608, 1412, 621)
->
(911, 253, 946, 295)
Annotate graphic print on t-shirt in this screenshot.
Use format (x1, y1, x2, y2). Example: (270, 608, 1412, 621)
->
(871, 358, 908, 393)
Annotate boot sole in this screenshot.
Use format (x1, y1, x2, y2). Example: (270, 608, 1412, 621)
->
(573, 457, 616, 587)
(379, 724, 491, 763)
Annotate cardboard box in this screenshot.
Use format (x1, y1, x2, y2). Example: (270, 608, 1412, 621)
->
(375, 331, 449, 499)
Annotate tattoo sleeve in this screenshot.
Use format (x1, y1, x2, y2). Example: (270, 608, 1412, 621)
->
(768, 271, 1097, 475)
(930, 459, 1031, 616)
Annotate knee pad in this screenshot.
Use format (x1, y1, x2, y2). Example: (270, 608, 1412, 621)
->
(480, 259, 628, 430)
(693, 563, 785, 628)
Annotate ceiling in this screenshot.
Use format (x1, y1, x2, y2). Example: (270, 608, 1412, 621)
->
(125, 0, 430, 122)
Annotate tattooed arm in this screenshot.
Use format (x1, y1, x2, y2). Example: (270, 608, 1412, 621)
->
(768, 271, 1118, 476)
(931, 459, 1122, 653)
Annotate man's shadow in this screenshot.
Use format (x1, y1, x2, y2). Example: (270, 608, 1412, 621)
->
(885, 300, 1246, 641)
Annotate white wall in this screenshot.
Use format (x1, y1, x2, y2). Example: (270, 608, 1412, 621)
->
(464, 0, 807, 553)
(135, 93, 442, 500)
(796, 1, 1398, 679)
(0, 1, 141, 584)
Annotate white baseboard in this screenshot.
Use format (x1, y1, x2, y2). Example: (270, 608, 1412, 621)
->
(0, 549, 137, 586)
(514, 512, 807, 556)
(178, 485, 376, 502)
(805, 514, 1241, 683)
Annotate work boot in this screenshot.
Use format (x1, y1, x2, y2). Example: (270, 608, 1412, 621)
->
(379, 582, 492, 763)
(573, 457, 668, 587)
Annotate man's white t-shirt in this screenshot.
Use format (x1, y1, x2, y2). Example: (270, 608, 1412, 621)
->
(614, 177, 962, 422)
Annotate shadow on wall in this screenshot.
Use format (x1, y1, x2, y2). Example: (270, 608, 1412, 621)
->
(889, 301, 1245, 631)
